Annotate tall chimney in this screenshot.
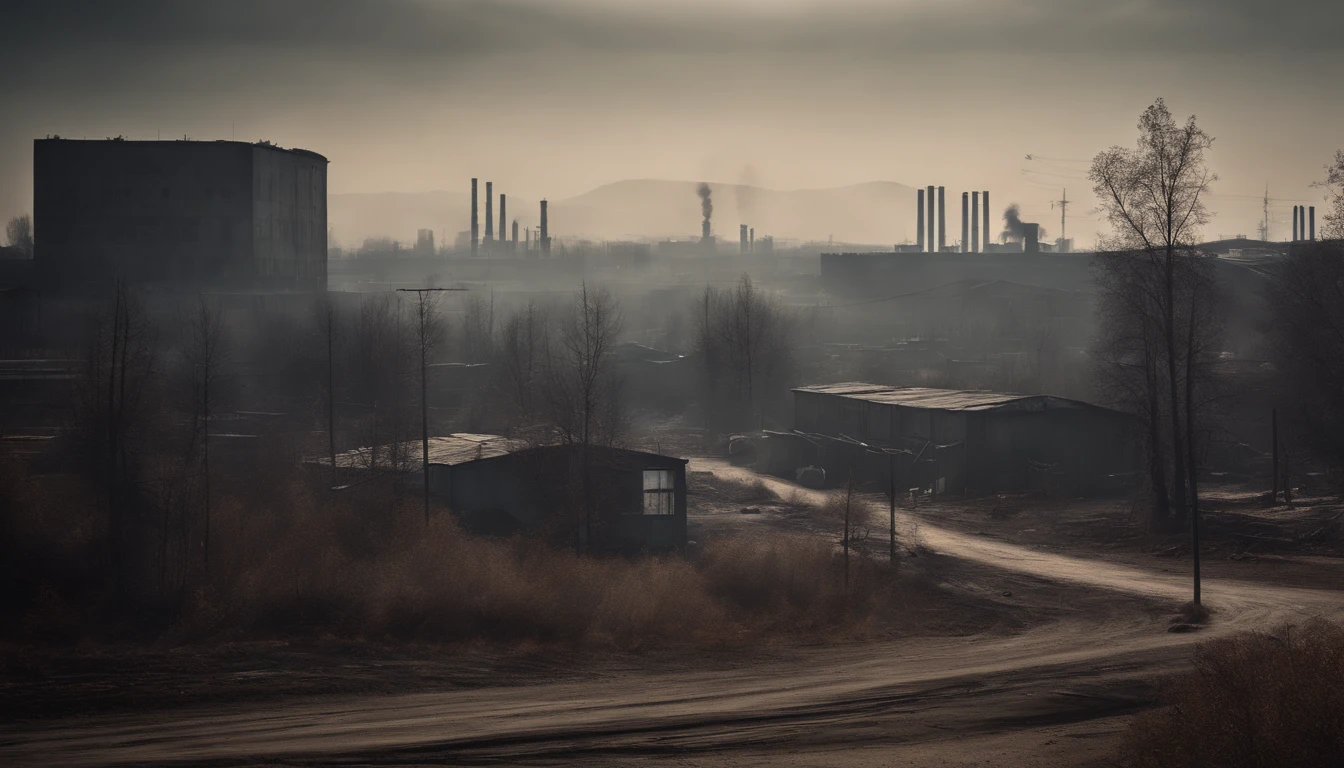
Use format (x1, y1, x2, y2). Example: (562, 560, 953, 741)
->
(499, 194, 506, 242)
(916, 189, 926, 251)
(971, 192, 980, 253)
(484, 182, 494, 244)
(926, 185, 936, 253)
(702, 219, 711, 243)
(740, 224, 748, 254)
(471, 178, 479, 257)
(512, 220, 519, 251)
(1024, 223, 1040, 253)
(982, 190, 990, 249)
(1310, 206, 1316, 240)
(540, 199, 550, 256)
(1301, 206, 1308, 242)
(937, 186, 946, 253)
(750, 227, 755, 253)
(1293, 205, 1299, 241)
(961, 192, 969, 252)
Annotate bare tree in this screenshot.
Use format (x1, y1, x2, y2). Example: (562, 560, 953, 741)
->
(1316, 150, 1344, 240)
(694, 274, 797, 432)
(1089, 98, 1217, 528)
(77, 280, 158, 601)
(546, 283, 623, 550)
(5, 214, 32, 257)
(494, 301, 548, 436)
(184, 296, 229, 573)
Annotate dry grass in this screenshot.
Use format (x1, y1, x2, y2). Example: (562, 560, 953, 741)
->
(4, 462, 909, 651)
(1121, 619, 1344, 768)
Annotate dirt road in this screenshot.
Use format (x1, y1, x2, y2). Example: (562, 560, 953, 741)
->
(4, 459, 1342, 767)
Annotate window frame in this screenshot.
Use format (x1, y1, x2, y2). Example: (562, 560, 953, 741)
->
(639, 468, 676, 516)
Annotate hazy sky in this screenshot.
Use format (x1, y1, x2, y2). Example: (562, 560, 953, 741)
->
(2, 0, 1340, 246)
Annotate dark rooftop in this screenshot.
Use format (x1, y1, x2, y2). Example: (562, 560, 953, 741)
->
(794, 382, 1109, 413)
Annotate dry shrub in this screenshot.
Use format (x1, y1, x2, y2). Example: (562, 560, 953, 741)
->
(173, 481, 901, 650)
(1121, 619, 1344, 768)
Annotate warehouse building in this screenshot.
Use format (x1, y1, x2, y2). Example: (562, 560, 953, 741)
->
(33, 138, 327, 292)
(315, 433, 689, 554)
(786, 383, 1135, 495)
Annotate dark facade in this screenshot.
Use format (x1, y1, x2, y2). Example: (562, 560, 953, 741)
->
(314, 433, 688, 554)
(789, 383, 1135, 495)
(433, 443, 688, 554)
(34, 138, 327, 292)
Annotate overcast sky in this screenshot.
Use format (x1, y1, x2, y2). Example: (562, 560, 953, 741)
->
(2, 0, 1339, 245)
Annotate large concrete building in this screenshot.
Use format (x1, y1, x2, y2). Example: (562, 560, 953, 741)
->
(34, 138, 328, 291)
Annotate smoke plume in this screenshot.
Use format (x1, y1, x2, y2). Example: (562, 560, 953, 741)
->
(1000, 203, 1046, 243)
(697, 182, 713, 223)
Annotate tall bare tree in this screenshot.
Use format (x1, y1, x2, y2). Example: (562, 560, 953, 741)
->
(78, 280, 158, 601)
(694, 274, 797, 432)
(1089, 98, 1217, 528)
(547, 283, 623, 549)
(185, 296, 229, 573)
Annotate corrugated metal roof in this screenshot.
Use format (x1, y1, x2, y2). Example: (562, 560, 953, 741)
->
(793, 383, 1101, 413)
(315, 433, 521, 471)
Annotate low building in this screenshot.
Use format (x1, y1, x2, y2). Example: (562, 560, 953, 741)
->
(789, 383, 1135, 495)
(316, 433, 688, 554)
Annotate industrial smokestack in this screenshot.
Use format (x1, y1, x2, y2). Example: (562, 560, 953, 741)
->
(982, 191, 990, 248)
(697, 182, 714, 245)
(971, 192, 980, 253)
(740, 224, 748, 254)
(471, 178, 479, 257)
(512, 220, 519, 251)
(1023, 223, 1040, 253)
(499, 194, 506, 242)
(750, 227, 755, 253)
(961, 192, 969, 253)
(917, 188, 926, 251)
(540, 199, 550, 256)
(937, 186, 946, 253)
(1301, 206, 1308, 242)
(1293, 205, 1299, 241)
(926, 185, 935, 253)
(484, 181, 494, 244)
(1311, 206, 1316, 240)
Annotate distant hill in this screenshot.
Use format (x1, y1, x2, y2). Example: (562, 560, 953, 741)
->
(329, 179, 922, 248)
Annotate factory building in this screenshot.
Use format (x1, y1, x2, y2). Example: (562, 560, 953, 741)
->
(33, 138, 328, 292)
(787, 383, 1136, 495)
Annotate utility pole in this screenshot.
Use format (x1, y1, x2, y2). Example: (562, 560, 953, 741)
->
(396, 287, 466, 524)
(1259, 186, 1271, 242)
(1051, 188, 1070, 248)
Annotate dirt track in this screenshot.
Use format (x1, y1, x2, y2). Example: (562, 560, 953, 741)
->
(4, 458, 1342, 767)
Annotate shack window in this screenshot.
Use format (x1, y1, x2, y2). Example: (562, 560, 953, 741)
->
(642, 469, 675, 515)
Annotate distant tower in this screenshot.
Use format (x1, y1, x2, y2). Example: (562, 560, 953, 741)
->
(916, 189, 926, 251)
(926, 185, 936, 253)
(961, 192, 969, 253)
(1310, 206, 1316, 241)
(471, 178, 479, 257)
(512, 220, 519, 251)
(937, 186, 946, 252)
(740, 224, 748, 254)
(1293, 205, 1299, 241)
(750, 227, 755, 253)
(1259, 186, 1270, 242)
(499, 193, 506, 242)
(971, 191, 980, 252)
(540, 199, 550, 256)
(982, 190, 990, 248)
(484, 182, 494, 244)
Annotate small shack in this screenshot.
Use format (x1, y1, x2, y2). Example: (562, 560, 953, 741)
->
(791, 383, 1135, 495)
(315, 434, 688, 554)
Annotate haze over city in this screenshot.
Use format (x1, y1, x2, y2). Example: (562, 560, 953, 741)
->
(4, 3, 1344, 767)
(2, 0, 1341, 246)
